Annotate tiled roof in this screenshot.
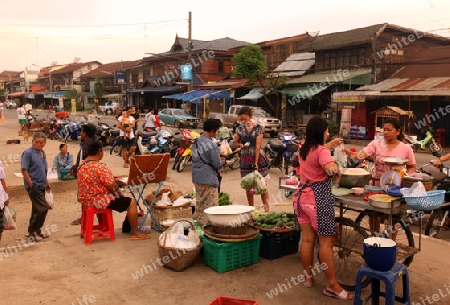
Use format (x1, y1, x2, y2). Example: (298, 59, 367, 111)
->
(157, 36, 249, 56)
(0, 70, 22, 82)
(82, 60, 142, 78)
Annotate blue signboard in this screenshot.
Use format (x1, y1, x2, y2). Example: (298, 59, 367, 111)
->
(181, 64, 192, 80)
(115, 71, 126, 85)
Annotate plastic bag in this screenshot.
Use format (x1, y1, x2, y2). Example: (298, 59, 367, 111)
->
(219, 140, 232, 156)
(333, 143, 347, 168)
(401, 181, 427, 196)
(155, 192, 172, 206)
(240, 171, 267, 194)
(3, 206, 17, 230)
(45, 190, 54, 209)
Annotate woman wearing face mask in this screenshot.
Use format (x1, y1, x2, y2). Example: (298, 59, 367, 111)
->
(234, 106, 270, 212)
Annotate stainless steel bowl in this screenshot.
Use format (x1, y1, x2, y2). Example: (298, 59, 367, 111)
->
(339, 169, 372, 188)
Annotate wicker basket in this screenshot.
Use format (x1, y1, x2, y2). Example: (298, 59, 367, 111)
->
(157, 220, 202, 272)
(152, 205, 192, 227)
(208, 224, 251, 235)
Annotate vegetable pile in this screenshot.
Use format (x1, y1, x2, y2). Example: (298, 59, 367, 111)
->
(240, 171, 268, 194)
(253, 211, 296, 230)
(218, 192, 230, 206)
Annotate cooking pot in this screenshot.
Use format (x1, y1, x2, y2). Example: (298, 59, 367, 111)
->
(339, 168, 372, 188)
(363, 237, 396, 271)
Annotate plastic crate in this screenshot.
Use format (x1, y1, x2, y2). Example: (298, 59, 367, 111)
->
(201, 235, 261, 273)
(57, 168, 75, 181)
(209, 296, 258, 305)
(259, 230, 301, 260)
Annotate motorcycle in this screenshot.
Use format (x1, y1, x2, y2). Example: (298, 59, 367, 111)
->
(135, 130, 158, 155)
(172, 129, 198, 170)
(62, 119, 81, 142)
(175, 130, 201, 173)
(264, 133, 299, 175)
(97, 120, 119, 147)
(109, 134, 123, 156)
(147, 129, 174, 154)
(419, 152, 450, 238)
(405, 127, 442, 154)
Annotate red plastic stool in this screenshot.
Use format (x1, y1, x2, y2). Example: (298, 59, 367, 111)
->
(80, 205, 115, 245)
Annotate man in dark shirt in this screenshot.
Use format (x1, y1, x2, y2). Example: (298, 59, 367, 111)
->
(21, 132, 52, 242)
(129, 106, 140, 133)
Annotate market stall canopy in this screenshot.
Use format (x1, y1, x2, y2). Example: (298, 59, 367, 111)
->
(237, 88, 269, 101)
(357, 77, 450, 96)
(164, 89, 230, 103)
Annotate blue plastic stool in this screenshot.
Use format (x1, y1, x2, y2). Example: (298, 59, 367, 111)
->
(354, 263, 410, 305)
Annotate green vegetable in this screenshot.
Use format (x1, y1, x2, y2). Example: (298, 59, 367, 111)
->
(218, 192, 230, 206)
(276, 220, 284, 227)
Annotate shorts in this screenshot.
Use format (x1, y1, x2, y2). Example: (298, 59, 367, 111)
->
(19, 119, 28, 125)
(121, 137, 136, 148)
(297, 203, 318, 231)
(108, 197, 132, 213)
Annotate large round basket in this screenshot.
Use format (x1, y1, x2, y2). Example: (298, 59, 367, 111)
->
(157, 220, 202, 272)
(203, 225, 260, 242)
(403, 190, 445, 210)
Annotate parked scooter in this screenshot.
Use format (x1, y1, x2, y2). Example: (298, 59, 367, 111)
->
(264, 133, 299, 175)
(172, 129, 197, 170)
(405, 127, 443, 154)
(147, 129, 174, 154)
(176, 130, 201, 173)
(418, 152, 450, 238)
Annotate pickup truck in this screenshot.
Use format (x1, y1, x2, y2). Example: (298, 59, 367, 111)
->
(209, 105, 281, 135)
(98, 102, 120, 115)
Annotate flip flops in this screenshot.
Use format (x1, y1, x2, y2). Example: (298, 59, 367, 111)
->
(323, 288, 354, 301)
(130, 233, 151, 241)
(299, 275, 313, 288)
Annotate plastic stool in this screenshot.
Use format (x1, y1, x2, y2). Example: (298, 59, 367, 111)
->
(80, 206, 115, 245)
(354, 263, 410, 305)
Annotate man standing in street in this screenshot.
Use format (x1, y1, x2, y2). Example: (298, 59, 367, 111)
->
(143, 109, 156, 131)
(129, 106, 140, 133)
(21, 132, 51, 242)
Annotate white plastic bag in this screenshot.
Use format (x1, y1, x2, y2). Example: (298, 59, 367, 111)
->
(333, 143, 347, 168)
(219, 140, 232, 156)
(240, 170, 268, 194)
(155, 192, 172, 206)
(401, 181, 427, 196)
(45, 190, 54, 209)
(3, 206, 17, 230)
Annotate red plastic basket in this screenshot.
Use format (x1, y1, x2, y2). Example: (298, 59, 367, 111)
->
(209, 296, 258, 305)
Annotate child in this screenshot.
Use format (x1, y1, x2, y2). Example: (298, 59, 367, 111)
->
(121, 110, 131, 139)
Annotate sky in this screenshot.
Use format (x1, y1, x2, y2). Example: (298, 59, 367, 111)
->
(1, 0, 450, 72)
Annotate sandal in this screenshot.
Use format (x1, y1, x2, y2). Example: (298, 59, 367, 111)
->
(300, 276, 313, 288)
(130, 233, 151, 241)
(323, 288, 354, 301)
(71, 218, 82, 225)
(123, 164, 130, 168)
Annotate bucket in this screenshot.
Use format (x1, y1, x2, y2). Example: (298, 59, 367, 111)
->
(363, 237, 396, 271)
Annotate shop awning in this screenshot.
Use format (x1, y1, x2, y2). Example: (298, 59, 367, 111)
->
(164, 89, 230, 103)
(279, 84, 330, 100)
(286, 68, 372, 86)
(11, 92, 26, 97)
(237, 88, 269, 101)
(128, 86, 184, 94)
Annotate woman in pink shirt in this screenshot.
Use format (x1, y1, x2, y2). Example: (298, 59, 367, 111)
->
(294, 116, 353, 301)
(344, 118, 416, 181)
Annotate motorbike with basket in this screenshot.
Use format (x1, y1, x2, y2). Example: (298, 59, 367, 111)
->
(174, 130, 201, 173)
(172, 129, 200, 171)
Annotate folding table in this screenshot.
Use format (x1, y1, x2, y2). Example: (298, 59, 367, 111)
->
(115, 154, 170, 232)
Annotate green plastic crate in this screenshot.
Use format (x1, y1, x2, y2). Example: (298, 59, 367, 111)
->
(201, 235, 261, 274)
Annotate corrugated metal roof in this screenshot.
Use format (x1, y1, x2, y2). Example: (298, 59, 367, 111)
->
(274, 52, 315, 77)
(358, 77, 450, 92)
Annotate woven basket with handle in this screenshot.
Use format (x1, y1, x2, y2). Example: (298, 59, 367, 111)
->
(157, 220, 202, 272)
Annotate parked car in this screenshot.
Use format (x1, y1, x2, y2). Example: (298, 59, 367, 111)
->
(209, 105, 281, 136)
(98, 101, 120, 115)
(158, 108, 200, 128)
(5, 100, 17, 109)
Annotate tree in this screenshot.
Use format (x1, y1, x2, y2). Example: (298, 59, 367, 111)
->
(93, 76, 103, 112)
(233, 45, 287, 114)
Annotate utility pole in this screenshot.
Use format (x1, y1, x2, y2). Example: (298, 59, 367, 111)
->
(188, 11, 192, 63)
